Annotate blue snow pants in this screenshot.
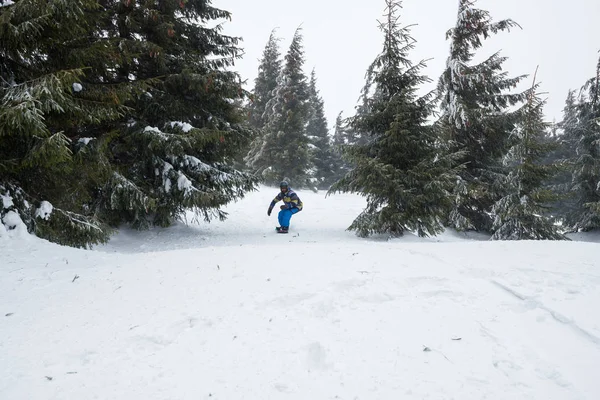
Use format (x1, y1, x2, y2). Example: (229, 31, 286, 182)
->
(278, 207, 300, 227)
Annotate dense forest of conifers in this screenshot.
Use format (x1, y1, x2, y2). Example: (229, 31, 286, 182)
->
(0, 0, 598, 247)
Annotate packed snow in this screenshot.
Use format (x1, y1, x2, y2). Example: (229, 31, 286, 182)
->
(1, 186, 599, 400)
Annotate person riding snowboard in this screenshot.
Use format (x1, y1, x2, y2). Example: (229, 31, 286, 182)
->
(267, 181, 303, 233)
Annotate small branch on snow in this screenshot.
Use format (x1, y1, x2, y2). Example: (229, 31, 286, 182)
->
(423, 345, 453, 363)
(72, 275, 79, 283)
(438, 351, 452, 363)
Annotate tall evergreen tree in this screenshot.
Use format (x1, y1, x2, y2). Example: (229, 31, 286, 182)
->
(248, 27, 314, 188)
(332, 112, 348, 147)
(244, 29, 283, 172)
(566, 54, 600, 231)
(1, 0, 259, 247)
(491, 72, 566, 240)
(306, 69, 336, 189)
(330, 112, 351, 178)
(0, 0, 133, 247)
(543, 90, 580, 221)
(436, 0, 529, 232)
(247, 29, 282, 130)
(89, 0, 259, 229)
(346, 76, 374, 147)
(328, 0, 464, 238)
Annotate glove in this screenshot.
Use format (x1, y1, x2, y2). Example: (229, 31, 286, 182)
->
(280, 205, 286, 210)
(267, 208, 272, 216)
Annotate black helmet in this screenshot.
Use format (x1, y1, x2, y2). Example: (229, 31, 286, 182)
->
(280, 181, 289, 188)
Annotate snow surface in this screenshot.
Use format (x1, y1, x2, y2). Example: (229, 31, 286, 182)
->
(72, 83, 83, 93)
(1, 186, 600, 400)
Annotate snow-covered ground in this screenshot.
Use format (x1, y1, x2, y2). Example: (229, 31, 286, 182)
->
(1, 186, 599, 400)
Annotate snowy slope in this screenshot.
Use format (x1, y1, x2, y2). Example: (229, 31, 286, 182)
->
(1, 186, 600, 400)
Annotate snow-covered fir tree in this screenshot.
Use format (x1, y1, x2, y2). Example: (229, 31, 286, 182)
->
(244, 30, 283, 172)
(1, 0, 259, 247)
(332, 112, 348, 147)
(565, 55, 600, 231)
(346, 75, 375, 147)
(247, 29, 282, 130)
(491, 72, 566, 240)
(330, 112, 351, 178)
(91, 0, 259, 229)
(306, 69, 337, 189)
(328, 0, 464, 238)
(248, 28, 315, 189)
(543, 90, 580, 221)
(436, 0, 529, 233)
(0, 0, 133, 247)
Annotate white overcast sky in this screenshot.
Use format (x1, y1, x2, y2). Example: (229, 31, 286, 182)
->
(218, 0, 599, 129)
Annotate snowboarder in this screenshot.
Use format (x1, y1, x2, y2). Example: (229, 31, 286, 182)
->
(267, 181, 303, 233)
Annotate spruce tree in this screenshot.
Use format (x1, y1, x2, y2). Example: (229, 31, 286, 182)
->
(90, 0, 259, 228)
(491, 72, 566, 240)
(306, 69, 336, 189)
(332, 112, 348, 147)
(330, 112, 351, 179)
(346, 78, 374, 147)
(0, 0, 131, 247)
(247, 29, 282, 130)
(249, 27, 314, 188)
(543, 90, 579, 221)
(328, 0, 464, 238)
(566, 55, 600, 231)
(1, 0, 260, 246)
(244, 29, 282, 171)
(436, 0, 529, 232)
